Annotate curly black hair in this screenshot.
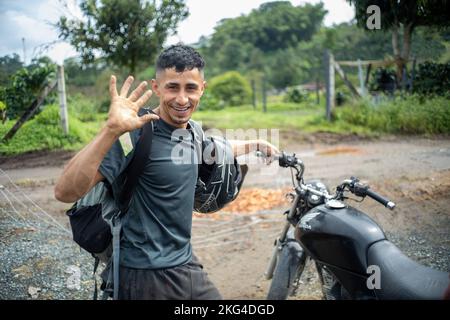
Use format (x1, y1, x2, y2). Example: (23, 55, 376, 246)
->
(156, 44, 205, 73)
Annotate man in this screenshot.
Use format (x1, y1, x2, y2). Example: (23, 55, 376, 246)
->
(55, 45, 279, 299)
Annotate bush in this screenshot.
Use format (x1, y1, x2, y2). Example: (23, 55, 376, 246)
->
(1, 58, 56, 119)
(0, 104, 100, 155)
(413, 61, 450, 96)
(0, 100, 6, 123)
(207, 71, 252, 106)
(198, 90, 223, 110)
(283, 87, 308, 103)
(370, 68, 397, 93)
(335, 91, 346, 106)
(339, 94, 450, 134)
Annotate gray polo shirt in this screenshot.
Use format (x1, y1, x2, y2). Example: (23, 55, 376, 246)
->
(99, 117, 202, 269)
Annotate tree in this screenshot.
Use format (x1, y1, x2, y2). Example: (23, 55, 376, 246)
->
(57, 0, 188, 74)
(347, 0, 450, 84)
(267, 47, 310, 89)
(0, 54, 23, 86)
(208, 2, 326, 54)
(198, 1, 326, 88)
(1, 57, 56, 119)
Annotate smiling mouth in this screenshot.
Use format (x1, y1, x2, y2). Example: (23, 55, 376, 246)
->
(173, 106, 190, 111)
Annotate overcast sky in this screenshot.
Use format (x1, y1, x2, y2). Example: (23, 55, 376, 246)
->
(0, 0, 354, 64)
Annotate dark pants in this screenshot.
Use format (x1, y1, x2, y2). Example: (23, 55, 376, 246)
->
(117, 255, 222, 300)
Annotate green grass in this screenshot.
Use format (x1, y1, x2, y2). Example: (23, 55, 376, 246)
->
(1, 94, 447, 156)
(337, 94, 450, 134)
(194, 104, 317, 130)
(0, 104, 103, 155)
(193, 95, 450, 136)
(193, 102, 373, 135)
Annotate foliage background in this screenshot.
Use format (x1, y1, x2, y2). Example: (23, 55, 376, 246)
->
(0, 1, 449, 155)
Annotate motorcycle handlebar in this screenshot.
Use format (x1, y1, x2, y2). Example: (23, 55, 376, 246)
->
(255, 151, 298, 167)
(255, 151, 299, 167)
(344, 179, 396, 210)
(257, 151, 396, 210)
(365, 188, 396, 210)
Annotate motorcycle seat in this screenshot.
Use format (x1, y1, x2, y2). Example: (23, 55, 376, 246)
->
(367, 240, 449, 300)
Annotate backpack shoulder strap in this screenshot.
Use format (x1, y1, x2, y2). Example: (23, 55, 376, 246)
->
(188, 119, 206, 168)
(115, 109, 155, 214)
(189, 118, 205, 144)
(106, 109, 155, 300)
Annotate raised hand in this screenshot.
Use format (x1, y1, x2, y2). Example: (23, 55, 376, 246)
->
(106, 75, 159, 137)
(257, 140, 281, 165)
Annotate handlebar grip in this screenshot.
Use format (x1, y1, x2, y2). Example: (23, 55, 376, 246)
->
(365, 188, 395, 210)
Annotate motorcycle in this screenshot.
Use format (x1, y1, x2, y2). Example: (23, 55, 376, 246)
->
(261, 151, 449, 300)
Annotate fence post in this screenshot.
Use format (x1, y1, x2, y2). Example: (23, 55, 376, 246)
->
(357, 59, 366, 96)
(401, 65, 408, 91)
(334, 60, 361, 98)
(262, 76, 267, 113)
(57, 65, 69, 134)
(251, 79, 256, 109)
(324, 50, 335, 121)
(315, 77, 320, 105)
(365, 63, 372, 88)
(410, 57, 417, 93)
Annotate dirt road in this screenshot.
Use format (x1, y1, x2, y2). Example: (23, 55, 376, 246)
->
(1, 136, 449, 299)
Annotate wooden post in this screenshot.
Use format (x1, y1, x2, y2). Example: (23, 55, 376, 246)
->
(57, 65, 69, 134)
(315, 77, 320, 105)
(357, 59, 365, 96)
(262, 76, 267, 113)
(365, 63, 372, 88)
(251, 79, 256, 109)
(402, 65, 408, 91)
(2, 80, 57, 141)
(410, 57, 417, 93)
(334, 61, 361, 98)
(324, 50, 335, 121)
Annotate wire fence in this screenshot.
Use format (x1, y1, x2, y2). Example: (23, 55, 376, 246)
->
(0, 168, 71, 237)
(0, 167, 285, 252)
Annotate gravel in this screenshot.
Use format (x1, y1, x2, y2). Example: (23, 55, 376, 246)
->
(1, 208, 448, 300)
(0, 212, 99, 300)
(386, 230, 450, 273)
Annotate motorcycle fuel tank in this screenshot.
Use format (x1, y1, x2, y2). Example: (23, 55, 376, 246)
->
(295, 203, 386, 275)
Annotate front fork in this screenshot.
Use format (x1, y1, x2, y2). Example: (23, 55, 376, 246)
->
(265, 194, 301, 280)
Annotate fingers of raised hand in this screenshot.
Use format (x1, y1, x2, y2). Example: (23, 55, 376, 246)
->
(109, 75, 118, 98)
(258, 142, 279, 165)
(138, 112, 160, 126)
(135, 90, 153, 108)
(119, 76, 134, 97)
(266, 143, 280, 157)
(128, 81, 148, 102)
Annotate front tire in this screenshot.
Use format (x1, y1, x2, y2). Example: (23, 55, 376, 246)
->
(267, 239, 306, 300)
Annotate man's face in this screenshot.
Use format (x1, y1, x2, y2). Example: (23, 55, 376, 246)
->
(152, 67, 205, 128)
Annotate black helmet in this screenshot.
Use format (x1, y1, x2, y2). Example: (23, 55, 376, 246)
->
(194, 136, 248, 213)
